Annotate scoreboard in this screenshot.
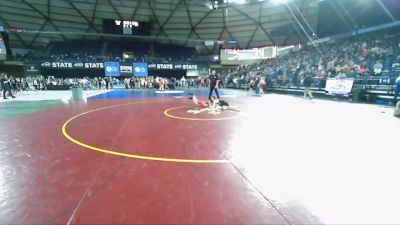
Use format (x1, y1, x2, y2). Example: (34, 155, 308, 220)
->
(103, 19, 151, 36)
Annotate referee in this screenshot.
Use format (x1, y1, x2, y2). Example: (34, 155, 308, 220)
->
(208, 71, 220, 101)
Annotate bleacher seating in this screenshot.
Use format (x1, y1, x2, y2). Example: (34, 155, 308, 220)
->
(52, 41, 102, 55)
(154, 43, 196, 62)
(107, 41, 150, 57)
(223, 31, 400, 104)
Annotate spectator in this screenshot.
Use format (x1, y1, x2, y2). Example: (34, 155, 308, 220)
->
(1, 74, 16, 99)
(373, 61, 383, 75)
(358, 63, 368, 75)
(336, 70, 346, 78)
(259, 76, 266, 94)
(394, 75, 400, 105)
(303, 74, 313, 99)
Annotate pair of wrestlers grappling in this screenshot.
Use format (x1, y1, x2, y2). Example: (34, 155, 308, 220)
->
(187, 73, 238, 114)
(187, 94, 238, 114)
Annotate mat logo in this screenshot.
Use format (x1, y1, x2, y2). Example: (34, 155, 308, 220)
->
(187, 109, 221, 115)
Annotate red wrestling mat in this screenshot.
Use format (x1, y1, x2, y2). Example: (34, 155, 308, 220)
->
(0, 98, 290, 224)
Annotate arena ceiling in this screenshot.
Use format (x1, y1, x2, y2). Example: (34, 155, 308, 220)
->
(0, 0, 320, 53)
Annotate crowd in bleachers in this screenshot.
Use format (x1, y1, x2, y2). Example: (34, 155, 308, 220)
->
(224, 32, 400, 90)
(7, 30, 400, 104)
(122, 76, 210, 90)
(1, 74, 213, 95)
(14, 40, 198, 65)
(1, 74, 112, 94)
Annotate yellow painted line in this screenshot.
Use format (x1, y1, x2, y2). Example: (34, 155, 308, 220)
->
(62, 101, 229, 164)
(164, 106, 240, 121)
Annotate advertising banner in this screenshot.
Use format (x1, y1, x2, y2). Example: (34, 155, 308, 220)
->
(104, 61, 120, 77)
(147, 63, 197, 70)
(120, 64, 133, 75)
(41, 61, 104, 69)
(39, 61, 198, 72)
(133, 62, 148, 77)
(25, 63, 39, 76)
(325, 78, 354, 96)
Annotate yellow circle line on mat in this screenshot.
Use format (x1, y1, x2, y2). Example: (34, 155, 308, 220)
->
(62, 101, 229, 164)
(164, 106, 240, 121)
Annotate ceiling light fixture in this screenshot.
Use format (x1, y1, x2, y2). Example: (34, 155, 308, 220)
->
(273, 0, 288, 4)
(229, 0, 247, 5)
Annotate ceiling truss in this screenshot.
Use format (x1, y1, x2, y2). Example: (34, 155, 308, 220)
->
(0, 0, 319, 52)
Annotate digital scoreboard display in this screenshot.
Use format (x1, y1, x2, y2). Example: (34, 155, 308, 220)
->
(103, 19, 151, 36)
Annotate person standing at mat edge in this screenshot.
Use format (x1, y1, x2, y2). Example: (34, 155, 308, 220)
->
(303, 74, 313, 99)
(1, 73, 16, 99)
(208, 70, 220, 101)
(393, 75, 400, 105)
